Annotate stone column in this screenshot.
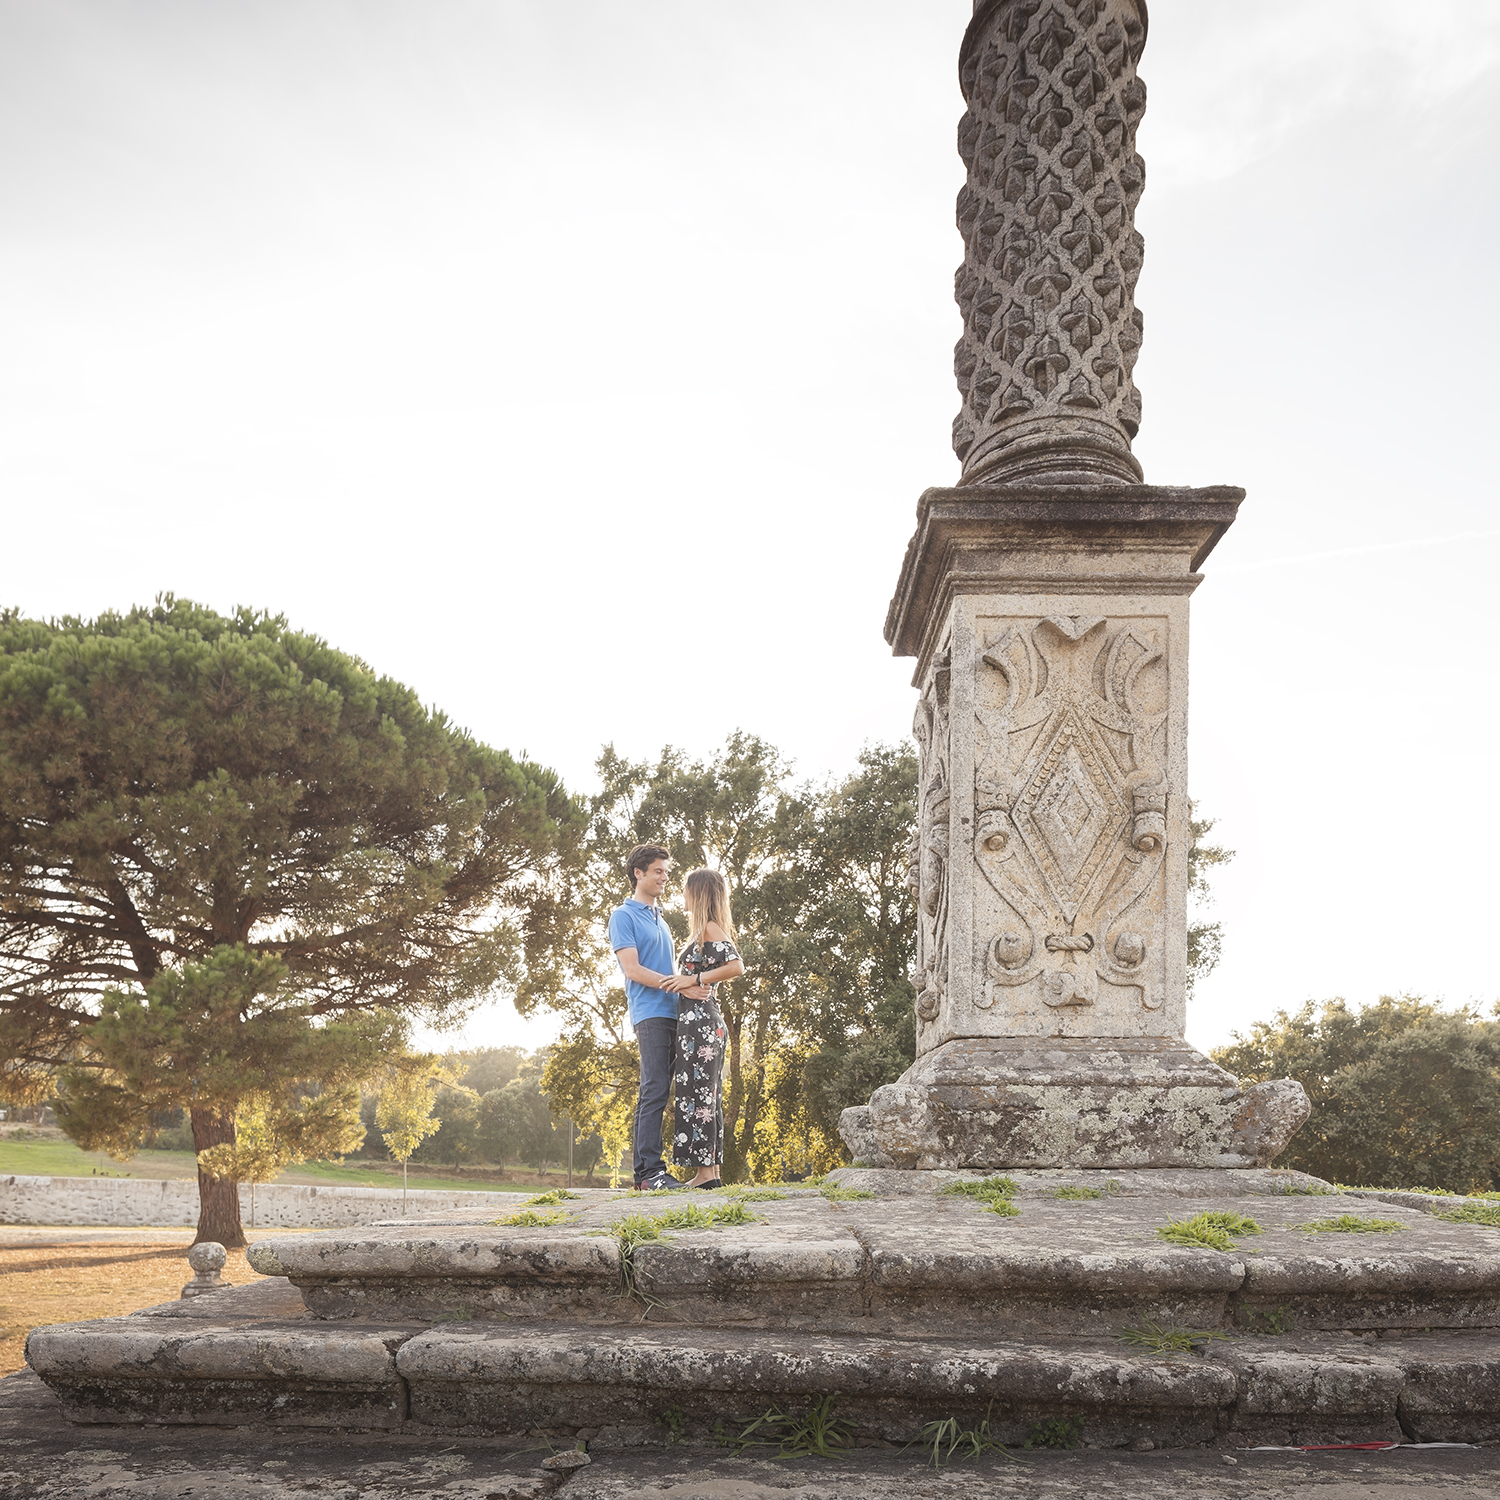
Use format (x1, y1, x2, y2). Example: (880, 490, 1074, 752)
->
(840, 0, 1310, 1174)
(953, 0, 1148, 487)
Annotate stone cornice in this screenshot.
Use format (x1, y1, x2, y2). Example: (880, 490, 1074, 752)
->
(884, 482, 1244, 663)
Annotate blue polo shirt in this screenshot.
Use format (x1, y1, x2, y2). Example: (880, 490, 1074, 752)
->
(608, 898, 679, 1029)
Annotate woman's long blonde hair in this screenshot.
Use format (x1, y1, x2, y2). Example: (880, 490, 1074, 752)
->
(682, 868, 735, 948)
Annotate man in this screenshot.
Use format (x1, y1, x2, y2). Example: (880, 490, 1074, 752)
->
(608, 844, 709, 1191)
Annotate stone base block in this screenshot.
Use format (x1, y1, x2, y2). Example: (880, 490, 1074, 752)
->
(847, 1037, 1308, 1170)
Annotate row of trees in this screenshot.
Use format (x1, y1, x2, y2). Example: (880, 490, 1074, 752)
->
(530, 734, 919, 1183)
(1214, 995, 1500, 1195)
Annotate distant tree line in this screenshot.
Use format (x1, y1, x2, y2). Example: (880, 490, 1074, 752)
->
(1214, 995, 1500, 1194)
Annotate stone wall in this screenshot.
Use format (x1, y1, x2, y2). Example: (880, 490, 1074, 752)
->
(0, 1175, 517, 1229)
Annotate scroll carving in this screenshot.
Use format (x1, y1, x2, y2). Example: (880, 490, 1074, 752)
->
(953, 0, 1148, 485)
(910, 651, 952, 1028)
(973, 614, 1168, 1014)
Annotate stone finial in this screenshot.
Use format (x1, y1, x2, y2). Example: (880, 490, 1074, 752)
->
(952, 0, 1149, 486)
(181, 1240, 232, 1299)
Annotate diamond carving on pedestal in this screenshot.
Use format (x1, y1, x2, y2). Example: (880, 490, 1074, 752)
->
(1013, 706, 1127, 922)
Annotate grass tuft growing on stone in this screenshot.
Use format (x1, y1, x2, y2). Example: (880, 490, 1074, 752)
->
(820, 1185, 876, 1202)
(726, 1394, 856, 1459)
(1050, 1184, 1102, 1200)
(1270, 1178, 1336, 1196)
(491, 1208, 572, 1227)
(1155, 1210, 1261, 1251)
(1024, 1417, 1083, 1450)
(525, 1189, 580, 1206)
(942, 1175, 1021, 1218)
(1434, 1201, 1500, 1227)
(918, 1409, 1024, 1467)
(726, 1188, 788, 1202)
(1116, 1320, 1234, 1355)
(594, 1201, 766, 1306)
(1295, 1214, 1406, 1234)
(943, 1175, 1020, 1200)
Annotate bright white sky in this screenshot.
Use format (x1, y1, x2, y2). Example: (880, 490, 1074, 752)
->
(2, 1, 1497, 1060)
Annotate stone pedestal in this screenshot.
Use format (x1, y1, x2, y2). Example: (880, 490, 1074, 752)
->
(841, 485, 1309, 1171)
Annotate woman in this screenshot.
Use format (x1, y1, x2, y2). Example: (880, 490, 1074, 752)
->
(661, 868, 744, 1188)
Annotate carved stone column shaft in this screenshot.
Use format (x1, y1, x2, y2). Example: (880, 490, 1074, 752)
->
(953, 0, 1148, 486)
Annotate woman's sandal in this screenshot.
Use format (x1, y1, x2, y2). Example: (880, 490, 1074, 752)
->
(694, 1178, 723, 1191)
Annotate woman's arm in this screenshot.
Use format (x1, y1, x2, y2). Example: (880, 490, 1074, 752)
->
(695, 924, 746, 985)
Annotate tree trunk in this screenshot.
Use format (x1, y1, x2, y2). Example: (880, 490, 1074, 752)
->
(190, 1105, 245, 1248)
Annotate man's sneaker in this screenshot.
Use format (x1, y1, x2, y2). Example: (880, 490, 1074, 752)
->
(634, 1170, 683, 1192)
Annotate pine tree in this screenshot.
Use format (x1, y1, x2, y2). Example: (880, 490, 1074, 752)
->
(0, 599, 584, 1244)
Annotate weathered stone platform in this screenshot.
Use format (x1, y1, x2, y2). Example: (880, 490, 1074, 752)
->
(24, 1170, 1500, 1451)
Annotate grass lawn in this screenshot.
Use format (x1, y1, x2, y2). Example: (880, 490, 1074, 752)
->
(0, 1136, 599, 1193)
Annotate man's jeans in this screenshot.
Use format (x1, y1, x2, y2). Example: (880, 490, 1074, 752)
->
(633, 1016, 677, 1183)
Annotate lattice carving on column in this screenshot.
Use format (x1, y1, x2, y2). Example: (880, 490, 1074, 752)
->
(953, 0, 1149, 486)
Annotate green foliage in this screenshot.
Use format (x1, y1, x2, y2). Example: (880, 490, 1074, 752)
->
(375, 1059, 454, 1167)
(1295, 1214, 1406, 1234)
(53, 946, 384, 1168)
(942, 1175, 1021, 1215)
(1434, 1201, 1500, 1227)
(1051, 1184, 1103, 1200)
(474, 1066, 568, 1175)
(1269, 1177, 1336, 1196)
(1024, 1418, 1082, 1450)
(1238, 1306, 1294, 1335)
(529, 735, 917, 1184)
(918, 1411, 1022, 1467)
(491, 1207, 572, 1227)
(942, 1175, 1020, 1200)
(656, 1408, 687, 1447)
(981, 1196, 1020, 1217)
(594, 1199, 765, 1304)
(1213, 995, 1500, 1194)
(1116, 1322, 1235, 1355)
(1186, 805, 1234, 998)
(820, 1184, 876, 1202)
(725, 1188, 787, 1202)
(413, 1084, 482, 1167)
(1156, 1210, 1261, 1251)
(727, 1396, 855, 1459)
(0, 599, 586, 1240)
(526, 1189, 580, 1205)
(643, 1201, 761, 1231)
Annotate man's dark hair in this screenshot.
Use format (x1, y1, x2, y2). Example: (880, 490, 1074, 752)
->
(625, 843, 671, 890)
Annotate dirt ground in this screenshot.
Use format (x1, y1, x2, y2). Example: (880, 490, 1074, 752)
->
(0, 1227, 303, 1377)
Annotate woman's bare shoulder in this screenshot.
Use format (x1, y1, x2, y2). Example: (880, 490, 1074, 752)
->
(703, 921, 729, 942)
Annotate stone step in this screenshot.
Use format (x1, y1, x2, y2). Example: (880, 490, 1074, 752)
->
(24, 1279, 1500, 1450)
(241, 1171, 1500, 1338)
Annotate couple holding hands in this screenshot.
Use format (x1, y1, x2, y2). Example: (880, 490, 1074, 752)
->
(607, 843, 744, 1192)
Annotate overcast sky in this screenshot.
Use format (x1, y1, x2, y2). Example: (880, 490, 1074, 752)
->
(2, 1, 1497, 1059)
